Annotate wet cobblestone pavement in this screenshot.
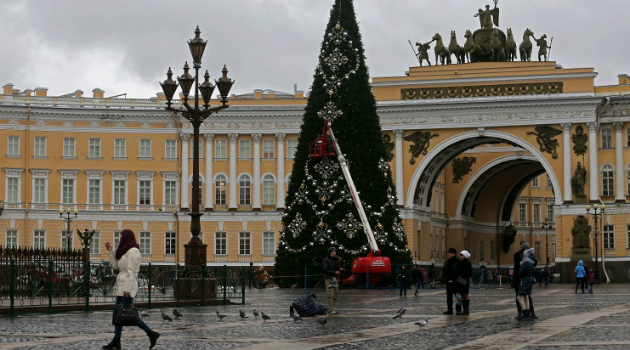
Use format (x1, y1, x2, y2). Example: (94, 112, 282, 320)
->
(0, 284, 629, 349)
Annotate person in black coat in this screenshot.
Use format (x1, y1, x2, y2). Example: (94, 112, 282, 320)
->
(512, 242, 538, 319)
(398, 265, 410, 297)
(458, 250, 473, 315)
(322, 247, 343, 314)
(411, 265, 422, 296)
(442, 248, 460, 315)
(517, 248, 536, 320)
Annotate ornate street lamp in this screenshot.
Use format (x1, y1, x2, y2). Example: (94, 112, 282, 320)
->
(541, 218, 553, 267)
(585, 203, 605, 283)
(160, 26, 234, 266)
(59, 207, 78, 252)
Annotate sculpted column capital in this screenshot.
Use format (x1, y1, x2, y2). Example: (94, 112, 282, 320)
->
(179, 133, 191, 142)
(587, 122, 598, 132)
(252, 133, 262, 142)
(561, 123, 571, 132)
(393, 130, 404, 139)
(613, 122, 624, 131)
(203, 133, 214, 142)
(275, 133, 286, 141)
(228, 133, 238, 142)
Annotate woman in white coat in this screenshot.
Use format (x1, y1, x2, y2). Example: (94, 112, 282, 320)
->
(103, 229, 159, 349)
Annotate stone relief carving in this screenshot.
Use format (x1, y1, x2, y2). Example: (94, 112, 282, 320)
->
(382, 133, 395, 162)
(452, 156, 477, 183)
(571, 215, 591, 249)
(526, 125, 562, 159)
(403, 131, 439, 164)
(572, 125, 588, 157)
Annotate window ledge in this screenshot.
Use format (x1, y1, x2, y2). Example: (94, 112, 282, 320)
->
(214, 158, 228, 161)
(113, 157, 128, 161)
(33, 155, 48, 159)
(188, 158, 204, 161)
(138, 157, 154, 161)
(88, 156, 103, 160)
(598, 148, 614, 151)
(237, 158, 252, 161)
(163, 157, 178, 161)
(262, 158, 276, 161)
(62, 156, 77, 160)
(6, 155, 21, 159)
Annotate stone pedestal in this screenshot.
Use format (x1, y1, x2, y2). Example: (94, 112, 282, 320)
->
(184, 242, 207, 267)
(574, 195, 587, 204)
(175, 278, 216, 300)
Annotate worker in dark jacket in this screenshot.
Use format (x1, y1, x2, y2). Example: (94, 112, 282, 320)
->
(398, 265, 410, 297)
(512, 242, 538, 319)
(458, 250, 473, 315)
(442, 248, 461, 315)
(322, 247, 343, 315)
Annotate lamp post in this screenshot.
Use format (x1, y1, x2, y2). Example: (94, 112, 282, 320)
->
(59, 208, 78, 251)
(585, 203, 605, 283)
(541, 218, 553, 267)
(160, 26, 234, 266)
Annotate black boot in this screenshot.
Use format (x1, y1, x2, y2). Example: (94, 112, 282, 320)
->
(515, 299, 523, 319)
(462, 300, 470, 315)
(103, 338, 121, 350)
(148, 331, 160, 349)
(443, 309, 453, 315)
(455, 304, 462, 315)
(529, 296, 538, 319)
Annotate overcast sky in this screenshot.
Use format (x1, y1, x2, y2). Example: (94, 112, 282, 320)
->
(1, 0, 628, 99)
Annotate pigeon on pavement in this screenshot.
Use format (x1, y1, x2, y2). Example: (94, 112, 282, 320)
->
(253, 310, 260, 318)
(173, 309, 183, 318)
(162, 313, 173, 322)
(140, 310, 150, 318)
(415, 318, 429, 327)
(291, 314, 303, 323)
(316, 319, 327, 326)
(239, 310, 248, 319)
(393, 308, 406, 319)
(216, 311, 227, 321)
(261, 312, 271, 322)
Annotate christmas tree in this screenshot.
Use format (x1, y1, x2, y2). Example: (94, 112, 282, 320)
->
(275, 0, 411, 286)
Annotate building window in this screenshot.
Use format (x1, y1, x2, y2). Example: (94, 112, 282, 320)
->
(602, 165, 614, 196)
(490, 240, 496, 260)
(262, 140, 274, 158)
(532, 176, 539, 188)
(114, 139, 126, 158)
(139, 180, 152, 205)
(62, 179, 75, 204)
(113, 180, 126, 206)
(140, 139, 151, 158)
(165, 140, 177, 159)
(601, 129, 612, 149)
(165, 180, 177, 206)
(190, 139, 203, 159)
(239, 140, 251, 159)
(63, 138, 76, 157)
(114, 231, 120, 250)
(92, 231, 100, 254)
(533, 203, 541, 224)
(603, 225, 614, 249)
(546, 175, 552, 189)
(6, 229, 18, 248)
(215, 175, 227, 205)
(6, 177, 19, 204)
(33, 230, 45, 249)
(34, 137, 46, 157)
(518, 202, 527, 224)
(7, 135, 20, 156)
(627, 225, 630, 249)
(287, 139, 298, 159)
(262, 174, 275, 205)
(165, 231, 176, 255)
(88, 179, 101, 205)
(89, 138, 101, 158)
(239, 174, 251, 205)
(547, 203, 554, 222)
(239, 232, 251, 255)
(139, 231, 151, 254)
(215, 232, 227, 255)
(61, 230, 73, 251)
(263, 231, 275, 255)
(33, 178, 46, 203)
(215, 139, 227, 159)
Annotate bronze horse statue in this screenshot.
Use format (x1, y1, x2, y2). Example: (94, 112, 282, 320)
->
(463, 29, 480, 63)
(432, 33, 450, 65)
(448, 30, 466, 64)
(505, 28, 517, 61)
(519, 28, 534, 62)
(490, 29, 505, 61)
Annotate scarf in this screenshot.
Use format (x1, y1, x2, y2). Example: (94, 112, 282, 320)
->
(115, 229, 140, 260)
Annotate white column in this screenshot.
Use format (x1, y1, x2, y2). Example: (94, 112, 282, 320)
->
(394, 130, 404, 206)
(228, 134, 238, 210)
(179, 133, 190, 210)
(587, 122, 599, 202)
(276, 133, 286, 209)
(204, 133, 214, 210)
(614, 122, 625, 202)
(252, 134, 262, 210)
(561, 123, 572, 202)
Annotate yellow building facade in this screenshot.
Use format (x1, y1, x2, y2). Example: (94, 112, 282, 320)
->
(1, 61, 630, 281)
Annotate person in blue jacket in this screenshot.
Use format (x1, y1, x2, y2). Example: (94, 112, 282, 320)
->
(574, 260, 587, 294)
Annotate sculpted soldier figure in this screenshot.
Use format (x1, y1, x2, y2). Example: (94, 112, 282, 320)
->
(534, 34, 552, 62)
(572, 162, 587, 197)
(474, 0, 499, 29)
(416, 42, 432, 67)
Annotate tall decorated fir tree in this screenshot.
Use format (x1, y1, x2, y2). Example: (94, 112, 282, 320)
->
(275, 0, 411, 284)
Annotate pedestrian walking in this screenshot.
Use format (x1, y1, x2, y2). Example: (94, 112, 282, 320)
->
(517, 248, 536, 320)
(248, 262, 259, 290)
(323, 247, 343, 315)
(411, 265, 422, 296)
(103, 229, 159, 350)
(419, 266, 427, 289)
(574, 260, 586, 293)
(457, 250, 473, 315)
(442, 248, 461, 315)
(428, 264, 437, 289)
(512, 242, 538, 319)
(398, 265, 410, 297)
(587, 268, 595, 294)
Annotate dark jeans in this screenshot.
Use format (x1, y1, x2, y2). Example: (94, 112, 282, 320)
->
(575, 277, 585, 292)
(114, 296, 152, 340)
(249, 275, 259, 289)
(399, 280, 408, 296)
(446, 282, 458, 311)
